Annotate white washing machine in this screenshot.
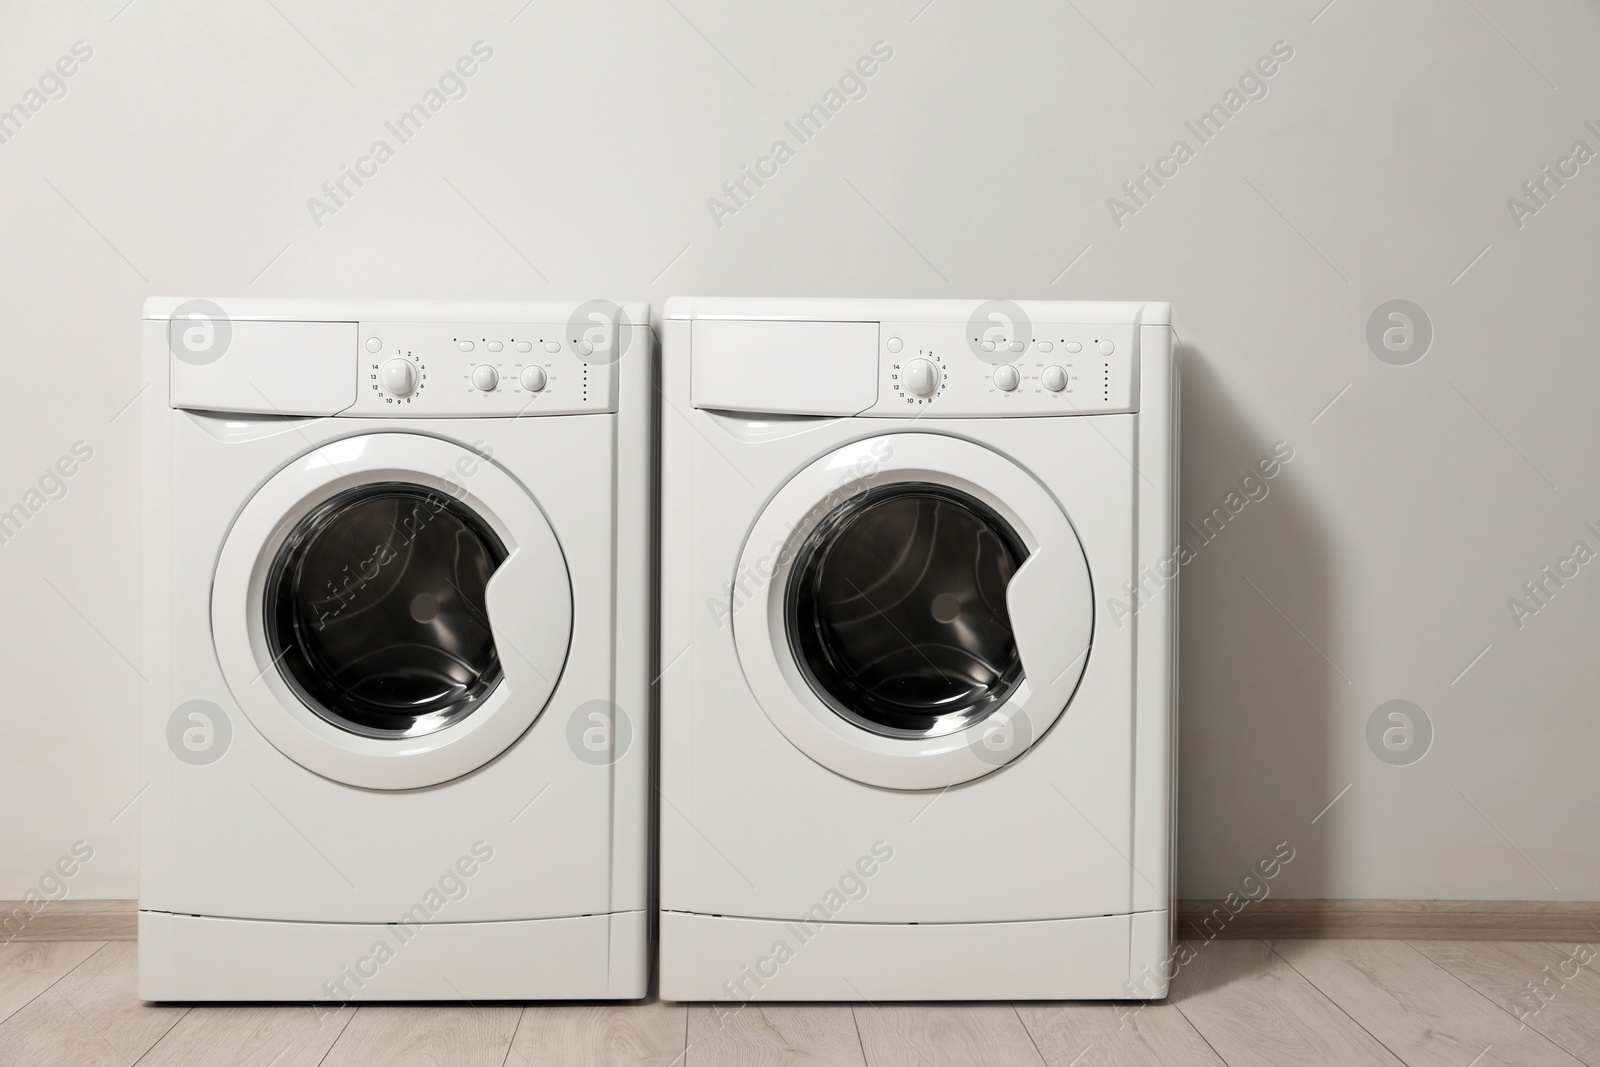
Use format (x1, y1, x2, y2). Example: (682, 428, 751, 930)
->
(139, 299, 652, 1002)
(658, 298, 1177, 1002)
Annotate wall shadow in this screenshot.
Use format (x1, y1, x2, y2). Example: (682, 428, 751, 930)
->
(1172, 343, 1336, 958)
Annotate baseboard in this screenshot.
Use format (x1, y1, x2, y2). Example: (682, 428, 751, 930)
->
(8, 899, 1597, 945)
(1177, 899, 1600, 941)
(0, 899, 138, 941)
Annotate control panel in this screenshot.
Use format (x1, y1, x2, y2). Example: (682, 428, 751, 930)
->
(341, 321, 620, 417)
(859, 321, 1139, 417)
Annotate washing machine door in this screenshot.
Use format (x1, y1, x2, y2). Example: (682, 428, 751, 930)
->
(212, 433, 572, 789)
(733, 433, 1093, 789)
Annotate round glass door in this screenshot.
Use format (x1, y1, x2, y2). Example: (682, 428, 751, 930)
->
(733, 433, 1094, 790)
(786, 483, 1028, 739)
(264, 482, 507, 738)
(214, 432, 575, 790)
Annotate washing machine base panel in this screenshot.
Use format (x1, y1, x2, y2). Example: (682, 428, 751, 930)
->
(659, 909, 1171, 1002)
(138, 909, 648, 1002)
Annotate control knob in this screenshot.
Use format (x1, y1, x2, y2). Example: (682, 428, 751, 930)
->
(902, 358, 939, 397)
(379, 358, 417, 397)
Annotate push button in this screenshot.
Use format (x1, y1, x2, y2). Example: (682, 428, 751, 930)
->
(458, 340, 474, 352)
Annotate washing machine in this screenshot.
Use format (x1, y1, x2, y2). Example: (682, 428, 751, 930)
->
(139, 299, 652, 1002)
(658, 298, 1177, 1002)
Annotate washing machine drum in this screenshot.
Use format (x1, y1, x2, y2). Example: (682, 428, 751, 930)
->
(733, 433, 1096, 791)
(212, 434, 573, 790)
(265, 483, 508, 739)
(786, 483, 1027, 740)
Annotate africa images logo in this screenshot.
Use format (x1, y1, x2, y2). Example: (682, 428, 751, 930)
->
(312, 841, 495, 1020)
(166, 700, 232, 766)
(966, 300, 1031, 364)
(0, 40, 93, 148)
(1107, 441, 1295, 628)
(705, 41, 894, 229)
(305, 42, 494, 229)
(168, 299, 232, 366)
(708, 841, 894, 1024)
(1105, 41, 1294, 229)
(565, 300, 632, 366)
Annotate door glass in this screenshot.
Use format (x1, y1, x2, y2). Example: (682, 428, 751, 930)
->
(265, 483, 507, 738)
(786, 482, 1027, 739)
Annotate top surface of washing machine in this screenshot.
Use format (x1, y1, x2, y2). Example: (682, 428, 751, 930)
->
(657, 297, 1177, 1001)
(139, 299, 653, 1001)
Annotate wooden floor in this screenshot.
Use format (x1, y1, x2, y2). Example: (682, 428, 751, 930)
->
(1, 939, 1597, 1065)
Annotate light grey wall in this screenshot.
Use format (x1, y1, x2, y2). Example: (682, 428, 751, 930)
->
(1, 0, 1595, 901)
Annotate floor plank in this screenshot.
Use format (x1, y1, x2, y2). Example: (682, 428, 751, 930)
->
(853, 1002, 1045, 1067)
(0, 992, 131, 1066)
(0, 940, 103, 1026)
(687, 1002, 865, 1066)
(1167, 939, 1403, 1067)
(2, 935, 1594, 1066)
(1276, 939, 1587, 1067)
(509, 1000, 688, 1066)
(55, 941, 189, 1058)
(0, 942, 186, 1065)
(134, 1003, 353, 1066)
(1412, 941, 1600, 1066)
(1016, 1000, 1226, 1067)
(321, 1003, 522, 1067)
